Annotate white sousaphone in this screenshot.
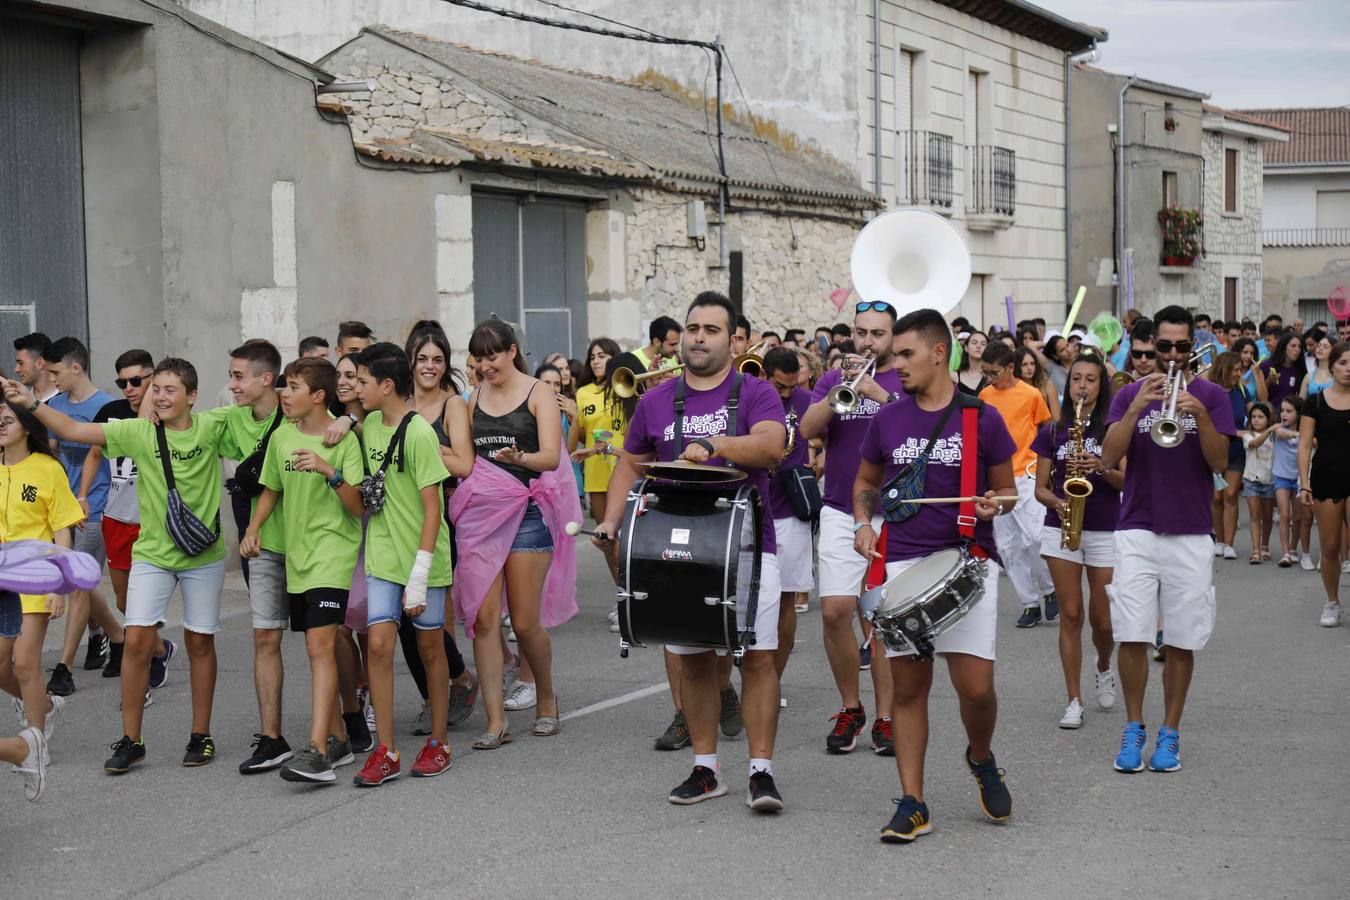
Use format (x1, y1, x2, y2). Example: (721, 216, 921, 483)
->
(849, 208, 972, 317)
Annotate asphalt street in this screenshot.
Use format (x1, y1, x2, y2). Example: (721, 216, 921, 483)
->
(2, 513, 1346, 898)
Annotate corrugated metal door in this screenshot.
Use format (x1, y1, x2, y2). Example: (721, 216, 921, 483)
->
(471, 192, 587, 364)
(0, 19, 87, 351)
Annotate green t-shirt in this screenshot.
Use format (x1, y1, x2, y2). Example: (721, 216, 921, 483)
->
(216, 403, 286, 553)
(360, 411, 452, 587)
(103, 412, 229, 570)
(259, 421, 364, 593)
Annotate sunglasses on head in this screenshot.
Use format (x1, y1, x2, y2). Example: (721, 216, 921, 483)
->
(115, 375, 147, 389)
(1154, 340, 1193, 355)
(855, 301, 894, 314)
(1130, 349, 1156, 360)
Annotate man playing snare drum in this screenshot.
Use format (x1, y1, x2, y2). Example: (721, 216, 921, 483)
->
(852, 309, 1018, 842)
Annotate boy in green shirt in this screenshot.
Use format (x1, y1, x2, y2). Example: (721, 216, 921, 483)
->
(3, 359, 230, 774)
(350, 343, 454, 785)
(240, 357, 365, 783)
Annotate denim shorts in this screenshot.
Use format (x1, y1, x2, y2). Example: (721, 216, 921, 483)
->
(125, 559, 227, 634)
(366, 575, 447, 630)
(1242, 479, 1275, 499)
(1274, 475, 1299, 493)
(0, 591, 22, 639)
(511, 502, 554, 553)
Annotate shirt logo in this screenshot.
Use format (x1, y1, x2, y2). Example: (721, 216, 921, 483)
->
(835, 396, 882, 422)
(1054, 436, 1105, 459)
(20, 484, 37, 503)
(1137, 410, 1197, 435)
(153, 446, 204, 462)
(890, 435, 963, 467)
(661, 408, 728, 442)
(583, 403, 597, 416)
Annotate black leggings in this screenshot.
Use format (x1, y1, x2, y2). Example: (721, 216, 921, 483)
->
(398, 615, 466, 699)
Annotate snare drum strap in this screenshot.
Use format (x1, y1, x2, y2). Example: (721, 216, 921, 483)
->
(958, 404, 979, 542)
(674, 371, 742, 461)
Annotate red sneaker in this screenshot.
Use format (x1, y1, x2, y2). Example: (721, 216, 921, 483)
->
(353, 744, 400, 787)
(411, 739, 452, 778)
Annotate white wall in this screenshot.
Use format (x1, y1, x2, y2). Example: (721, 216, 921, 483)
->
(1263, 171, 1350, 230)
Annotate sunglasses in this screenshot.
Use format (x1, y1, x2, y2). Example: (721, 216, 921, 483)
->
(981, 365, 1008, 378)
(1154, 340, 1193, 354)
(1130, 349, 1156, 360)
(855, 301, 895, 314)
(115, 375, 147, 389)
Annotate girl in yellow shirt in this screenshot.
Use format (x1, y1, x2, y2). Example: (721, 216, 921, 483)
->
(571, 341, 628, 572)
(0, 401, 84, 740)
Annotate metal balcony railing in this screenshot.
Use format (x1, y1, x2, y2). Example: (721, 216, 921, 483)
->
(1263, 227, 1350, 247)
(966, 144, 1016, 216)
(896, 130, 954, 209)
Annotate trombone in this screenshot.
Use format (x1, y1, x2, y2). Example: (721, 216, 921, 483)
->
(1149, 342, 1222, 448)
(826, 353, 876, 414)
(733, 340, 770, 378)
(611, 361, 686, 398)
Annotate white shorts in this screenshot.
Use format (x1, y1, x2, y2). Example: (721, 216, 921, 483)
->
(667, 553, 781, 656)
(1039, 526, 1116, 569)
(1108, 530, 1215, 650)
(773, 516, 814, 592)
(817, 504, 882, 598)
(248, 550, 288, 630)
(880, 556, 999, 660)
(125, 560, 227, 635)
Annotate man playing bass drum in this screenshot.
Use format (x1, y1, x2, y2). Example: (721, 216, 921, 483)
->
(852, 309, 1017, 843)
(596, 292, 788, 812)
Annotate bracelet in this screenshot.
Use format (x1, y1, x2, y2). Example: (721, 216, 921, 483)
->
(27, 397, 40, 413)
(852, 521, 871, 534)
(693, 437, 716, 454)
(1298, 487, 1311, 494)
(327, 469, 343, 488)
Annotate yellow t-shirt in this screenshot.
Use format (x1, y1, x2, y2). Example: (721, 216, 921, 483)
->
(979, 380, 1051, 475)
(0, 453, 86, 613)
(575, 383, 626, 493)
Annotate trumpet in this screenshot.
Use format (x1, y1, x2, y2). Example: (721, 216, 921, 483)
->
(826, 353, 876, 414)
(611, 361, 686, 398)
(1110, 370, 1136, 390)
(1148, 343, 1221, 448)
(733, 340, 770, 378)
(1060, 396, 1094, 550)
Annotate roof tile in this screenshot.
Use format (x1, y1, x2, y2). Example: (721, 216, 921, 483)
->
(1231, 107, 1350, 165)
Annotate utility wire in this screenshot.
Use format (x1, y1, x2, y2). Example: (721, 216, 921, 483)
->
(432, 0, 716, 50)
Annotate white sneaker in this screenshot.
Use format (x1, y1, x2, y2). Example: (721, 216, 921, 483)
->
(11, 696, 23, 730)
(363, 702, 376, 733)
(1222, 545, 1237, 560)
(504, 680, 537, 711)
(1300, 553, 1316, 571)
(1094, 668, 1117, 710)
(1057, 698, 1084, 729)
(1342, 560, 1350, 575)
(17, 727, 46, 801)
(1213, 542, 1225, 558)
(502, 655, 520, 691)
(1320, 602, 1342, 627)
(607, 608, 619, 625)
(42, 694, 64, 741)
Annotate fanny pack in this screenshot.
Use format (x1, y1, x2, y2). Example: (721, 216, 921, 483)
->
(229, 410, 284, 499)
(155, 423, 219, 557)
(360, 412, 417, 514)
(777, 465, 822, 521)
(879, 396, 974, 524)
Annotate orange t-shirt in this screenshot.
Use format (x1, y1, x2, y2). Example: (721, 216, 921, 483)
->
(979, 380, 1051, 475)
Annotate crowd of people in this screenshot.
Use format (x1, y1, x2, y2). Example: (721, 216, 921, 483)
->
(1, 296, 1344, 848)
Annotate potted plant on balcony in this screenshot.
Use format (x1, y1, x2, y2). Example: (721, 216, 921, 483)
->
(1164, 116, 1177, 133)
(1158, 206, 1203, 266)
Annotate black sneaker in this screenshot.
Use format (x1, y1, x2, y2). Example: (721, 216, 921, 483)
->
(871, 717, 895, 756)
(46, 663, 75, 697)
(654, 711, 691, 751)
(1043, 594, 1060, 622)
(668, 765, 727, 805)
(965, 746, 1012, 823)
(881, 795, 932, 843)
(83, 632, 110, 670)
(102, 641, 124, 678)
(746, 771, 784, 813)
(326, 735, 355, 768)
(859, 641, 872, 671)
(280, 744, 336, 784)
(447, 669, 480, 728)
(1015, 607, 1042, 628)
(1153, 631, 1166, 662)
(826, 705, 867, 754)
(148, 639, 176, 690)
(183, 733, 216, 767)
(343, 711, 375, 754)
(719, 687, 743, 738)
(238, 734, 293, 773)
(104, 735, 146, 775)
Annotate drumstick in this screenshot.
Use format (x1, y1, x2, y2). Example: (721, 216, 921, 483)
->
(901, 495, 1019, 505)
(564, 521, 611, 541)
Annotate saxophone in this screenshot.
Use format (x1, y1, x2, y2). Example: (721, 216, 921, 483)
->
(1060, 396, 1095, 551)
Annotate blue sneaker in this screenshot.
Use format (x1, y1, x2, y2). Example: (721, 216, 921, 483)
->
(149, 639, 176, 690)
(1149, 726, 1181, 772)
(1114, 722, 1146, 773)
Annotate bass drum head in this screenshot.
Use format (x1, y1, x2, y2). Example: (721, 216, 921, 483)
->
(875, 549, 962, 617)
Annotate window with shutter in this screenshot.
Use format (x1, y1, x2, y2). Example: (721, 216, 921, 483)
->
(1224, 148, 1239, 213)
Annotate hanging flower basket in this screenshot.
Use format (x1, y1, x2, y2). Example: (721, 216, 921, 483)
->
(1158, 206, 1203, 265)
(1164, 117, 1177, 133)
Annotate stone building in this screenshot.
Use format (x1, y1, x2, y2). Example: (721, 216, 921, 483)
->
(1238, 108, 1350, 325)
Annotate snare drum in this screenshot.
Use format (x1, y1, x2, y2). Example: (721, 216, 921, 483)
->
(858, 547, 987, 660)
(617, 478, 763, 654)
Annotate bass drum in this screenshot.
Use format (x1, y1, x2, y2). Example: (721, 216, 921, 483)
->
(617, 479, 761, 653)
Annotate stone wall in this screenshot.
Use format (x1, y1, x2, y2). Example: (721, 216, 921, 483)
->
(1201, 131, 1266, 319)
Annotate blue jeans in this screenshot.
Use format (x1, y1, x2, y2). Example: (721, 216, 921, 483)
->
(366, 575, 447, 630)
(0, 591, 22, 639)
(511, 502, 554, 553)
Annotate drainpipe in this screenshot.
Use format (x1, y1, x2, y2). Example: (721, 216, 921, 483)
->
(1116, 76, 1138, 317)
(873, 0, 882, 200)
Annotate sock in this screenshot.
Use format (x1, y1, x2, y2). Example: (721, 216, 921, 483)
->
(749, 758, 772, 778)
(694, 753, 718, 775)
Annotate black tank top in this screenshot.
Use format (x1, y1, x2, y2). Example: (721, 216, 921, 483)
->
(473, 384, 541, 484)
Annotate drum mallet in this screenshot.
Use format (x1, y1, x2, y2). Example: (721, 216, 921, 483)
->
(564, 521, 612, 541)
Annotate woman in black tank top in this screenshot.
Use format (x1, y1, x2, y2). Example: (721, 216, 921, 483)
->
(466, 320, 563, 744)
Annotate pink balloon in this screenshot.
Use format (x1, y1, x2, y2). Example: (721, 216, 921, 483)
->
(829, 287, 851, 312)
(1329, 285, 1350, 321)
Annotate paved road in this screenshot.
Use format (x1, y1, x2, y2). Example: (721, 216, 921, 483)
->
(3, 516, 1346, 898)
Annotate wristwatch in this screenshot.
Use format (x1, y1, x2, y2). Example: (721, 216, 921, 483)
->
(345, 413, 359, 425)
(27, 397, 41, 413)
(327, 469, 344, 488)
(693, 437, 716, 454)
(887, 391, 903, 403)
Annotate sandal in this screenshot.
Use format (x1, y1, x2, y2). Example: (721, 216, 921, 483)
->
(1278, 553, 1294, 568)
(533, 693, 562, 737)
(471, 727, 513, 750)
(1249, 551, 1262, 565)
(1261, 547, 1272, 561)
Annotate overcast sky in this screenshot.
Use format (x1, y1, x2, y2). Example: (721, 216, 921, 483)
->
(1036, 0, 1349, 109)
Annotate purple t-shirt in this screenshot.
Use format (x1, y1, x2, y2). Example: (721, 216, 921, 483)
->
(767, 387, 812, 521)
(1108, 376, 1236, 534)
(859, 397, 1016, 563)
(625, 372, 782, 554)
(1030, 421, 1122, 532)
(1258, 358, 1303, 408)
(811, 366, 904, 512)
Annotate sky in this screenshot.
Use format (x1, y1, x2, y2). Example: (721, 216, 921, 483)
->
(1035, 0, 1350, 109)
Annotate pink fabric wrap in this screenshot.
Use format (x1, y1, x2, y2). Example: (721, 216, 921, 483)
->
(449, 458, 582, 638)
